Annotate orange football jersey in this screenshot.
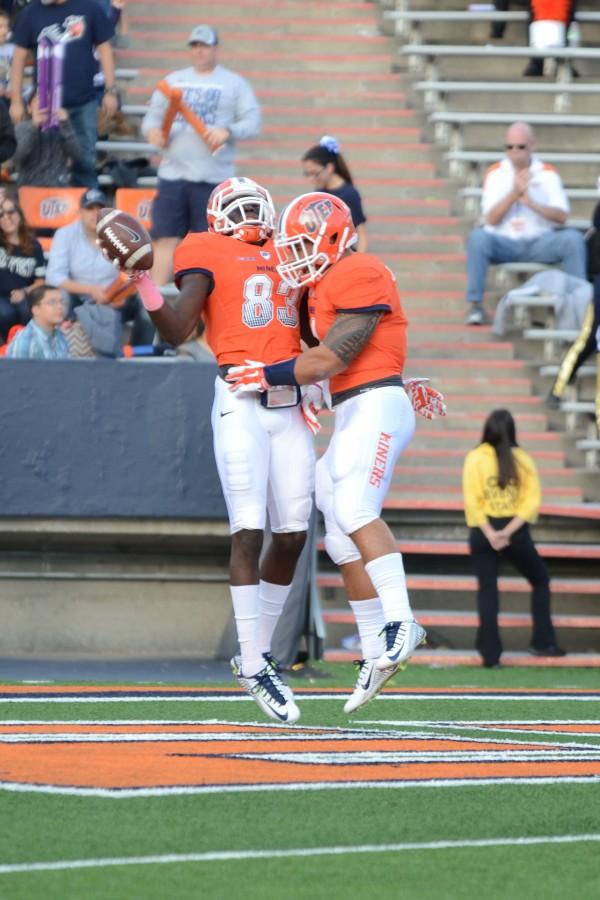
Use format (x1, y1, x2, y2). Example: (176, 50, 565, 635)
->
(173, 232, 303, 365)
(309, 252, 408, 395)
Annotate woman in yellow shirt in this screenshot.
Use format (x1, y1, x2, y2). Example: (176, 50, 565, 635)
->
(462, 409, 565, 667)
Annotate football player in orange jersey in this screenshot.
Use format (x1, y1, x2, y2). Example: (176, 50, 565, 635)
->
(227, 192, 446, 713)
(126, 177, 318, 725)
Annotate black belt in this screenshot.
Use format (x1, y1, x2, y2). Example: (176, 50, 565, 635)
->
(331, 375, 404, 408)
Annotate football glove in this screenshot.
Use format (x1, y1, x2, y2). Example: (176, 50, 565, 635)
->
(300, 382, 325, 435)
(225, 360, 269, 393)
(404, 377, 447, 420)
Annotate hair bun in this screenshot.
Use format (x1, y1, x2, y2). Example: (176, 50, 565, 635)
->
(319, 135, 340, 155)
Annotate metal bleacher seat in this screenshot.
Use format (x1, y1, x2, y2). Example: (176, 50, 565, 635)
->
(400, 44, 600, 81)
(385, 9, 600, 43)
(416, 80, 600, 114)
(429, 111, 600, 149)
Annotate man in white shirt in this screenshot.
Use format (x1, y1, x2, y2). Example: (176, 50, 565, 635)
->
(465, 121, 587, 325)
(141, 24, 261, 285)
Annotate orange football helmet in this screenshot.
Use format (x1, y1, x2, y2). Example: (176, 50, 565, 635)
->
(207, 177, 275, 244)
(274, 192, 357, 288)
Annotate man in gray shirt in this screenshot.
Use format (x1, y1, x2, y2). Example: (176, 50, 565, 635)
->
(141, 24, 262, 285)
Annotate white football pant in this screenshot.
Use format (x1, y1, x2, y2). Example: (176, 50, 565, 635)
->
(212, 375, 315, 534)
(316, 386, 415, 565)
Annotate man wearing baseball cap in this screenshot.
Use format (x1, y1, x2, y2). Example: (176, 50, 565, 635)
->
(142, 24, 262, 285)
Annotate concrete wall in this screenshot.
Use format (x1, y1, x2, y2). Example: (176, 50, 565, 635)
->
(0, 358, 227, 519)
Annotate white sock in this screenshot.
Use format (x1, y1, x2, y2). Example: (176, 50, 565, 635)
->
(258, 580, 291, 655)
(364, 553, 413, 623)
(349, 597, 386, 659)
(230, 584, 264, 676)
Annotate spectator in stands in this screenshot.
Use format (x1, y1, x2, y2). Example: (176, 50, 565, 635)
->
(45, 188, 154, 347)
(462, 408, 565, 667)
(6, 281, 68, 357)
(0, 195, 45, 342)
(141, 24, 262, 285)
(301, 135, 368, 252)
(10, 0, 118, 188)
(12, 91, 79, 185)
(465, 121, 586, 325)
(524, 1, 578, 77)
(0, 8, 13, 104)
(547, 200, 600, 433)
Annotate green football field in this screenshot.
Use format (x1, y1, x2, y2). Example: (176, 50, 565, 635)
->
(0, 664, 599, 900)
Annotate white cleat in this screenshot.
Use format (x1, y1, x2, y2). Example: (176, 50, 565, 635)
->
(344, 658, 400, 714)
(231, 657, 300, 724)
(376, 620, 427, 671)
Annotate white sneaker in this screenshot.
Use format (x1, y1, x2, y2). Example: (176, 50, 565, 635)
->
(344, 658, 400, 714)
(376, 620, 427, 671)
(231, 653, 295, 703)
(465, 305, 486, 326)
(231, 658, 300, 724)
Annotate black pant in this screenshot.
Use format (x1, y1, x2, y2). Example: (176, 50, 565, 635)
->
(469, 519, 556, 666)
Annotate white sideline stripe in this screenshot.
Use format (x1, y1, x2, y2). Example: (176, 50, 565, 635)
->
(2, 692, 599, 703)
(1, 833, 599, 875)
(1, 775, 599, 798)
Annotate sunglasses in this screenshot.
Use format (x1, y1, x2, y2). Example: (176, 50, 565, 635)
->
(505, 144, 528, 150)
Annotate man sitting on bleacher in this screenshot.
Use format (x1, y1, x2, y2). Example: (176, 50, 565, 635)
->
(465, 121, 586, 325)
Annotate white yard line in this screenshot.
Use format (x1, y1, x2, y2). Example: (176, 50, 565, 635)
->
(1, 774, 600, 798)
(1, 833, 599, 875)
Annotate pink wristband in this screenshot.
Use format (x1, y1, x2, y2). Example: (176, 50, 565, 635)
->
(137, 272, 165, 312)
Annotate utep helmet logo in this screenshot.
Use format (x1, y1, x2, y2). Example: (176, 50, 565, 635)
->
(299, 198, 334, 235)
(40, 198, 69, 219)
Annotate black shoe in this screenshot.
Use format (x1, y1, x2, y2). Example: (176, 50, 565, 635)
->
(545, 391, 561, 410)
(529, 645, 566, 657)
(523, 59, 544, 77)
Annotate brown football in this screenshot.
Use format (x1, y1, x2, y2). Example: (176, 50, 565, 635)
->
(96, 208, 154, 271)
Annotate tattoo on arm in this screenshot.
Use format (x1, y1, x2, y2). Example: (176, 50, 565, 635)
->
(323, 312, 383, 366)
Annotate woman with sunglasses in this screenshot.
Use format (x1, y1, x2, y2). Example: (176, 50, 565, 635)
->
(0, 198, 45, 343)
(301, 135, 368, 253)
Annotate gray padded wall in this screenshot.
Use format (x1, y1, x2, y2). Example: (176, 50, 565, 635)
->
(0, 359, 227, 518)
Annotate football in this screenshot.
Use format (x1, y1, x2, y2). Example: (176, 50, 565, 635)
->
(96, 208, 154, 271)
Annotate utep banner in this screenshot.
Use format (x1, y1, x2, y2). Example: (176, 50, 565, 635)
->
(0, 359, 227, 518)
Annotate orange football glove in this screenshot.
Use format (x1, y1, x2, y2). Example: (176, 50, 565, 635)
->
(404, 377, 447, 420)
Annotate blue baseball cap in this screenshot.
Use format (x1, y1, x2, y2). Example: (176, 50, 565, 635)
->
(188, 25, 218, 46)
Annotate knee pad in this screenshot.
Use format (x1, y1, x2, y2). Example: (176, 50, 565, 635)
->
(324, 532, 361, 567)
(333, 494, 377, 538)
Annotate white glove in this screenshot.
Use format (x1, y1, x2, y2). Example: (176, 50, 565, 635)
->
(301, 382, 325, 435)
(225, 360, 268, 393)
(404, 377, 447, 420)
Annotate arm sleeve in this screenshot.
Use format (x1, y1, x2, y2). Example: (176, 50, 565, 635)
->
(515, 454, 542, 523)
(227, 76, 261, 141)
(141, 87, 169, 136)
(45, 228, 71, 287)
(33, 240, 46, 279)
(481, 167, 507, 218)
(0, 101, 16, 162)
(462, 450, 487, 527)
(90, 2, 116, 46)
(58, 118, 81, 162)
(11, 121, 34, 167)
(541, 169, 570, 214)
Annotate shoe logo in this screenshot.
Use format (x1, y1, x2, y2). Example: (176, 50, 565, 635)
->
(362, 668, 373, 690)
(220, 410, 234, 417)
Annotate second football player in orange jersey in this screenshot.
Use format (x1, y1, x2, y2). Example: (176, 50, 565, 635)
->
(227, 192, 446, 713)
